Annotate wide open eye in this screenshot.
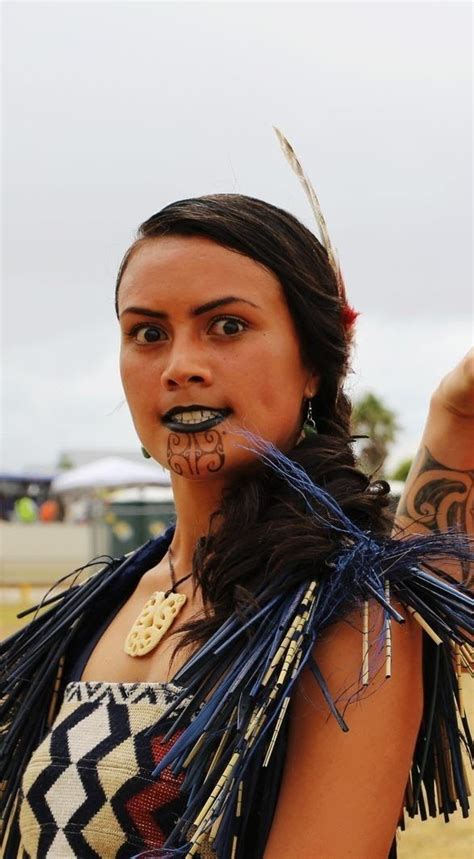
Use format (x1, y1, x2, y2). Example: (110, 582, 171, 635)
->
(208, 316, 248, 336)
(129, 324, 166, 344)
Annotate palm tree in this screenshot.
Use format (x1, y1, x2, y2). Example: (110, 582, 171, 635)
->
(390, 457, 413, 482)
(351, 393, 399, 477)
(56, 453, 74, 471)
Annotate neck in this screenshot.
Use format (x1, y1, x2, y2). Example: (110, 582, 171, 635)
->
(166, 471, 227, 575)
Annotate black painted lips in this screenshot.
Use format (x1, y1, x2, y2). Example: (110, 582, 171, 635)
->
(162, 407, 231, 433)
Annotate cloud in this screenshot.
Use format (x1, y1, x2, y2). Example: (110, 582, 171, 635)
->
(3, 2, 471, 469)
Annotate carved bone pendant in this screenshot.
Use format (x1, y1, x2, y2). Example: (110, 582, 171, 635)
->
(124, 590, 187, 657)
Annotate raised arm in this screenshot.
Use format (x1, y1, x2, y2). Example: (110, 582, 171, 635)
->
(394, 348, 474, 588)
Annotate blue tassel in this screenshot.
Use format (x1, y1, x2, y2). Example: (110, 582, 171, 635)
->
(138, 433, 473, 856)
(3, 430, 473, 858)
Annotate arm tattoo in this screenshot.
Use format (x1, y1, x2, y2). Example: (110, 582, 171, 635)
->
(398, 446, 474, 586)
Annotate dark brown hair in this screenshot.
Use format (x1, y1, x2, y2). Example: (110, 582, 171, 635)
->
(115, 194, 390, 662)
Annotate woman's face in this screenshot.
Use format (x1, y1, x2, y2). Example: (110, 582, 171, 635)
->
(118, 235, 319, 481)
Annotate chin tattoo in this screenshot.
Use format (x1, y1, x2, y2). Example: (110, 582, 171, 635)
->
(167, 429, 225, 476)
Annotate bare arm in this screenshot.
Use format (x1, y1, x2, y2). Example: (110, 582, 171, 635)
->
(394, 348, 474, 588)
(264, 604, 422, 858)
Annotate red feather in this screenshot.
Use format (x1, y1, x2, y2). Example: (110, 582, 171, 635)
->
(341, 303, 359, 330)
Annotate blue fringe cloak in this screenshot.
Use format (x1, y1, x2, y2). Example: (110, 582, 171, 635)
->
(1, 438, 472, 858)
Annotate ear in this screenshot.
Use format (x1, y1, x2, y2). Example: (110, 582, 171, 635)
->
(304, 371, 320, 400)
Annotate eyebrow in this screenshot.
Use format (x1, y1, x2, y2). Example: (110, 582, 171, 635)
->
(120, 295, 261, 320)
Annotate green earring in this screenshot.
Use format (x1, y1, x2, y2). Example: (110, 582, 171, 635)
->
(303, 399, 318, 438)
(141, 446, 151, 459)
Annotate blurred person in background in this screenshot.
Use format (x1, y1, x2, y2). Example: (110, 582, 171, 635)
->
(38, 496, 65, 523)
(13, 495, 38, 524)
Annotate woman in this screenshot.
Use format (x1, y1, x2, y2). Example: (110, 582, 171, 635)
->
(2, 179, 473, 857)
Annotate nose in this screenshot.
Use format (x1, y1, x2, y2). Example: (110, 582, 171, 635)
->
(160, 341, 213, 391)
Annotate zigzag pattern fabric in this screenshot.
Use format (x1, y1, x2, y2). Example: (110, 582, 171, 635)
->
(18, 681, 214, 858)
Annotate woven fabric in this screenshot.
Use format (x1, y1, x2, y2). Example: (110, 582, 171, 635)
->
(19, 681, 214, 858)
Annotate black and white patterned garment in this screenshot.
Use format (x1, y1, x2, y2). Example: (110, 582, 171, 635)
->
(19, 680, 214, 859)
(18, 526, 214, 858)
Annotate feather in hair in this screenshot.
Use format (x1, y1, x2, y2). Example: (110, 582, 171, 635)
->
(273, 126, 358, 332)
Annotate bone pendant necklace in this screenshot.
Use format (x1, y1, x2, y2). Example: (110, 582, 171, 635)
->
(124, 547, 192, 657)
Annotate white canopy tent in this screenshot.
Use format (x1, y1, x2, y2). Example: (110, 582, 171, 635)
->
(107, 486, 174, 503)
(51, 457, 172, 495)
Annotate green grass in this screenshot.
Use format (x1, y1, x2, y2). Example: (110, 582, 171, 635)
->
(1, 600, 31, 637)
(1, 597, 48, 638)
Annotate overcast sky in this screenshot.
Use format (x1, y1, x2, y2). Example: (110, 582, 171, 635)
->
(3, 1, 472, 473)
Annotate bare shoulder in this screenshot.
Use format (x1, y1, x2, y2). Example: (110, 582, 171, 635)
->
(263, 602, 423, 859)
